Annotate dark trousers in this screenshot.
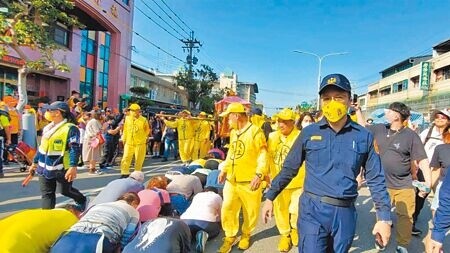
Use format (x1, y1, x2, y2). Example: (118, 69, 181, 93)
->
(413, 169, 428, 225)
(298, 193, 357, 253)
(182, 219, 221, 239)
(51, 231, 116, 253)
(39, 170, 86, 209)
(0, 137, 3, 174)
(100, 137, 118, 167)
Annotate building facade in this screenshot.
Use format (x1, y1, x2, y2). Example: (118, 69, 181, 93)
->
(0, 0, 134, 109)
(365, 39, 450, 122)
(130, 64, 188, 112)
(214, 70, 259, 108)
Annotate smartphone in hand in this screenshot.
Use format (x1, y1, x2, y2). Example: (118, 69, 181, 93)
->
(352, 94, 358, 104)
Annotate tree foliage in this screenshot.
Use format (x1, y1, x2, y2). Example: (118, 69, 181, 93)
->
(0, 0, 82, 71)
(175, 64, 218, 110)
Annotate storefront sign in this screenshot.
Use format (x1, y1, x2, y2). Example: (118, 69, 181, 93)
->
(419, 62, 431, 91)
(1, 55, 26, 66)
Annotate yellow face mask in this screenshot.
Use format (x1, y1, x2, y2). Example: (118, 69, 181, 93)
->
(322, 100, 347, 123)
(44, 111, 53, 122)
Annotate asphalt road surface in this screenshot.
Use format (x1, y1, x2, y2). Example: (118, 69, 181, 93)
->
(0, 158, 448, 252)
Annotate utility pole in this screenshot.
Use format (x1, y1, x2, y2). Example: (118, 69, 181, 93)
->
(181, 31, 202, 72)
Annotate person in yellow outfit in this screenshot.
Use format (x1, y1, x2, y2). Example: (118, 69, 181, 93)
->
(120, 104, 150, 177)
(250, 108, 273, 140)
(217, 102, 268, 253)
(192, 112, 211, 160)
(163, 110, 196, 164)
(267, 108, 305, 252)
(0, 205, 80, 253)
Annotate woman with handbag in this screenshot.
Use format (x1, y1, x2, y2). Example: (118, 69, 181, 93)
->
(82, 110, 104, 175)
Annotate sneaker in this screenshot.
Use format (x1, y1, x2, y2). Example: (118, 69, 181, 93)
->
(411, 226, 422, 236)
(290, 229, 298, 247)
(161, 157, 168, 162)
(195, 230, 209, 253)
(95, 170, 104, 175)
(277, 234, 292, 252)
(217, 236, 237, 253)
(238, 233, 251, 250)
(396, 246, 408, 253)
(74, 200, 87, 212)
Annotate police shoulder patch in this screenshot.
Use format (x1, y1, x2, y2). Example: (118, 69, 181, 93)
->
(310, 135, 322, 141)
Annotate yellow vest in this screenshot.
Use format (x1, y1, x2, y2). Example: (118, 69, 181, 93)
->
(267, 129, 305, 189)
(38, 123, 74, 171)
(222, 123, 268, 182)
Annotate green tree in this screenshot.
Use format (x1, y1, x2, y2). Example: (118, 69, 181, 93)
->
(199, 88, 224, 114)
(175, 64, 218, 110)
(0, 0, 82, 111)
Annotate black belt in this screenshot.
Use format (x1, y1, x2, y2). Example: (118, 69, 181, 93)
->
(305, 191, 355, 207)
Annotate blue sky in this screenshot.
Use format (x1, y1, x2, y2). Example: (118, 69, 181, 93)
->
(132, 0, 450, 115)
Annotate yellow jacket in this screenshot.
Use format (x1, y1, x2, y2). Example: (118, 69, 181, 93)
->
(164, 118, 196, 140)
(267, 128, 305, 189)
(122, 115, 150, 145)
(222, 122, 268, 182)
(0, 209, 78, 252)
(194, 120, 211, 141)
(250, 114, 265, 128)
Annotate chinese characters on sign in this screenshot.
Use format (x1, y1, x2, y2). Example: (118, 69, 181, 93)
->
(419, 62, 431, 91)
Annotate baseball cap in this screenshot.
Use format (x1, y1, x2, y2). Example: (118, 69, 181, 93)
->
(274, 108, 296, 121)
(129, 171, 145, 183)
(319, 74, 352, 94)
(42, 101, 70, 113)
(219, 102, 246, 117)
(128, 104, 140, 111)
(435, 108, 450, 119)
(199, 111, 207, 116)
(388, 102, 410, 118)
(250, 108, 263, 116)
(181, 109, 191, 115)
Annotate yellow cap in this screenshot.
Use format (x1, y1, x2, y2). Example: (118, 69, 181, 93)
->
(219, 102, 246, 117)
(128, 103, 140, 110)
(199, 111, 206, 116)
(181, 109, 191, 115)
(274, 108, 296, 121)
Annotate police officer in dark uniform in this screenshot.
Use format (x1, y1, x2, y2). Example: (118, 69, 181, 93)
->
(262, 73, 392, 252)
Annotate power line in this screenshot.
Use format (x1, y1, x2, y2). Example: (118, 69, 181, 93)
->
(139, 0, 188, 40)
(134, 31, 185, 63)
(150, 0, 191, 37)
(160, 0, 193, 32)
(135, 5, 182, 41)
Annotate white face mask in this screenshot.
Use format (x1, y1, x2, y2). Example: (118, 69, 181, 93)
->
(301, 122, 311, 129)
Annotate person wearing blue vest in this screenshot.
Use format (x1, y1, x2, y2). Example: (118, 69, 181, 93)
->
(262, 74, 392, 253)
(29, 101, 87, 210)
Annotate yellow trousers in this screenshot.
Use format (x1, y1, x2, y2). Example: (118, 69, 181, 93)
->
(120, 143, 147, 175)
(178, 139, 194, 163)
(273, 188, 303, 235)
(221, 181, 262, 237)
(192, 140, 211, 160)
(387, 188, 415, 247)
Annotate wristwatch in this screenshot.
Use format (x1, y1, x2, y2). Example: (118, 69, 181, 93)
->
(380, 220, 393, 225)
(256, 173, 263, 179)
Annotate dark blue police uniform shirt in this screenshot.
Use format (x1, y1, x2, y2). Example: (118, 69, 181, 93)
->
(266, 117, 391, 221)
(431, 165, 450, 244)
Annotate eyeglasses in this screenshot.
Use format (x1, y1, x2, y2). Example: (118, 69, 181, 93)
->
(435, 114, 449, 120)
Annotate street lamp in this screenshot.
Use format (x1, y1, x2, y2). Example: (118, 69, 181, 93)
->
(293, 50, 349, 110)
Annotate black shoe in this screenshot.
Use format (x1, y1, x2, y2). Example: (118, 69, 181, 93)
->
(161, 157, 168, 162)
(411, 226, 421, 236)
(120, 174, 129, 179)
